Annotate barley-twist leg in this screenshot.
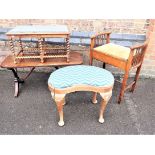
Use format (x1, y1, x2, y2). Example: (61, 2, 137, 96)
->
(9, 37, 16, 64)
(38, 38, 44, 63)
(19, 38, 23, 56)
(66, 36, 70, 62)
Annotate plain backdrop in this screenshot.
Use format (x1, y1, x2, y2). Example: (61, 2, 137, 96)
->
(0, 0, 154, 155)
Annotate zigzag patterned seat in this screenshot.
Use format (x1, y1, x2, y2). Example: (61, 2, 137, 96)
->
(48, 65, 114, 126)
(48, 65, 114, 88)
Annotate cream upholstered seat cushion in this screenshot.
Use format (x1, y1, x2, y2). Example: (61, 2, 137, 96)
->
(93, 43, 131, 61)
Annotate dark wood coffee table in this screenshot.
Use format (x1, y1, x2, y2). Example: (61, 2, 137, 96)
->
(1, 51, 83, 97)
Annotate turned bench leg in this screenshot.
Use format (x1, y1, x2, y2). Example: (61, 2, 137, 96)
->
(99, 91, 112, 123)
(118, 71, 129, 103)
(130, 65, 142, 92)
(51, 93, 66, 126)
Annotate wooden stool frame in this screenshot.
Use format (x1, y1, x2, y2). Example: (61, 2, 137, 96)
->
(48, 84, 113, 127)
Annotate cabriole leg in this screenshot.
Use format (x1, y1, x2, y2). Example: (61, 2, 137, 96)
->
(92, 92, 97, 104)
(99, 91, 112, 123)
(62, 97, 66, 106)
(51, 93, 66, 126)
(56, 100, 64, 126)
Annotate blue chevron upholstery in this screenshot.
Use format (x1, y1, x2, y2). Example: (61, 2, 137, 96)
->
(48, 65, 114, 89)
(8, 25, 68, 34)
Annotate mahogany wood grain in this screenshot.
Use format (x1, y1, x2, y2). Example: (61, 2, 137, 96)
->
(1, 51, 83, 97)
(1, 52, 83, 68)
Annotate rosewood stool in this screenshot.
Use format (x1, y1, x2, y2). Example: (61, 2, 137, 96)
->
(48, 65, 114, 126)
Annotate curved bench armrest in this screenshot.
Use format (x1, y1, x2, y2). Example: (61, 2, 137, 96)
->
(128, 40, 149, 68)
(90, 31, 112, 49)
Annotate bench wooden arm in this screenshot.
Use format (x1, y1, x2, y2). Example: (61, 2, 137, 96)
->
(130, 40, 148, 51)
(91, 31, 112, 39)
(90, 31, 112, 49)
(129, 40, 149, 68)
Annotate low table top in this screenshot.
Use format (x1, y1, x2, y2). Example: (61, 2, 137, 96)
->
(48, 65, 114, 89)
(1, 52, 83, 68)
(6, 25, 69, 36)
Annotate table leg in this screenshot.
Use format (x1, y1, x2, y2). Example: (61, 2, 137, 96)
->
(14, 78, 20, 97)
(8, 68, 24, 97)
(99, 91, 112, 123)
(8, 67, 35, 97)
(22, 67, 35, 80)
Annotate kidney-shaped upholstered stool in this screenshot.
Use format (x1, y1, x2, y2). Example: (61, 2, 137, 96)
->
(48, 65, 114, 126)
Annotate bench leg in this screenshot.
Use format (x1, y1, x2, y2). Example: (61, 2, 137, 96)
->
(130, 65, 142, 92)
(118, 70, 129, 103)
(51, 93, 66, 126)
(99, 91, 112, 123)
